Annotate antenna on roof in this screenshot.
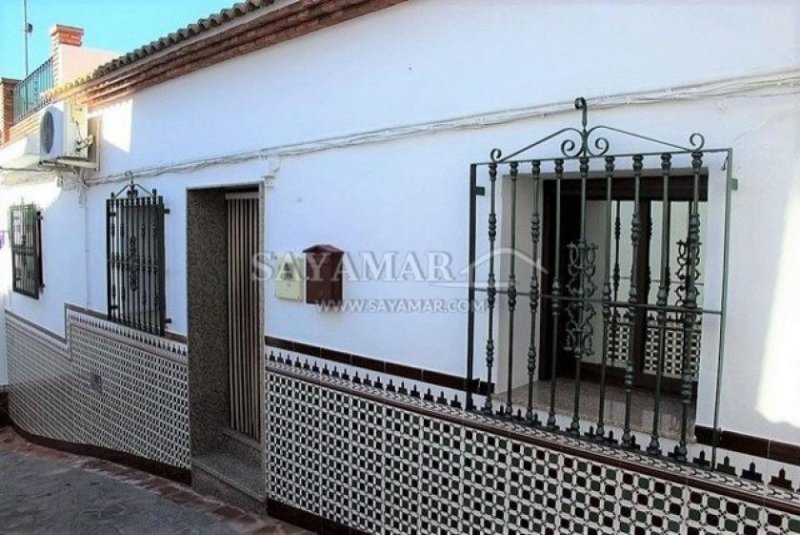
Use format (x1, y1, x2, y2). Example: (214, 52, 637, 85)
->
(23, 0, 33, 76)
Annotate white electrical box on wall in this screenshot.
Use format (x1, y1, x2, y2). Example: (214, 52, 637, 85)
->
(275, 253, 304, 301)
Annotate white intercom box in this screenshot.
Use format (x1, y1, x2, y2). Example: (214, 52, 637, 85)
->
(275, 253, 304, 301)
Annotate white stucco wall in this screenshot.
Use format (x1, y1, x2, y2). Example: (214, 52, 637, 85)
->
(58, 45, 118, 84)
(1, 0, 799, 444)
(0, 180, 87, 337)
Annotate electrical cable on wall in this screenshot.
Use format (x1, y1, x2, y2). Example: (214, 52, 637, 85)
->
(4, 67, 800, 187)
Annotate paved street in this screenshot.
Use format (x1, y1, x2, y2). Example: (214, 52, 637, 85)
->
(0, 428, 310, 535)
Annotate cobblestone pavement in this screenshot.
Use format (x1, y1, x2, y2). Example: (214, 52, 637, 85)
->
(0, 428, 311, 535)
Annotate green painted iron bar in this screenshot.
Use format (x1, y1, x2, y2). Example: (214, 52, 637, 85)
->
(622, 155, 644, 449)
(483, 162, 498, 413)
(596, 156, 616, 440)
(546, 159, 564, 430)
(504, 162, 519, 417)
(525, 160, 542, 426)
(648, 153, 673, 456)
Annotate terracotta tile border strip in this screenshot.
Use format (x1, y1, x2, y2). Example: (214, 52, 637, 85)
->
(10, 422, 191, 484)
(696, 425, 800, 468)
(266, 498, 369, 535)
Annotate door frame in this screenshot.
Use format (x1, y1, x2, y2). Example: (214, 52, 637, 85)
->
(186, 181, 265, 462)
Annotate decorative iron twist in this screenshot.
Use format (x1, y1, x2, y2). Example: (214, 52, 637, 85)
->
(489, 98, 705, 163)
(564, 239, 598, 359)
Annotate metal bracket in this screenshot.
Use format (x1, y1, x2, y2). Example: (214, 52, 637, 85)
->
(473, 186, 486, 197)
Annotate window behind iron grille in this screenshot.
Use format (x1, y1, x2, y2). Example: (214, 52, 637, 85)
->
(8, 203, 43, 298)
(106, 189, 167, 335)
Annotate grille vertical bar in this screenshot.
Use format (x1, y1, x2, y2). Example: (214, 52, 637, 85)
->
(676, 151, 704, 461)
(483, 163, 498, 413)
(546, 159, 564, 430)
(525, 160, 542, 426)
(504, 162, 519, 417)
(622, 155, 644, 449)
(596, 156, 616, 439)
(648, 154, 673, 455)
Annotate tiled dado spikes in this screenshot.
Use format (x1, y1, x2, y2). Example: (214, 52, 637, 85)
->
(268, 351, 463, 409)
(268, 349, 799, 495)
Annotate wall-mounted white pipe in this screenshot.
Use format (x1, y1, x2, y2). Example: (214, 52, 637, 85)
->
(64, 67, 800, 187)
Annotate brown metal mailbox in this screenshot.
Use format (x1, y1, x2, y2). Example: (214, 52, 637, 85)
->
(303, 244, 344, 305)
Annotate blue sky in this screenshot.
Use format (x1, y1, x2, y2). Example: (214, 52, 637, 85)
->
(0, 0, 236, 79)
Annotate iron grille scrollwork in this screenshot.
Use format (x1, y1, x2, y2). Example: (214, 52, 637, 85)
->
(106, 173, 169, 335)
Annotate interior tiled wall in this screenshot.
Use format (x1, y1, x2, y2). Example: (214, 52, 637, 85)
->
(6, 311, 190, 469)
(265, 356, 800, 535)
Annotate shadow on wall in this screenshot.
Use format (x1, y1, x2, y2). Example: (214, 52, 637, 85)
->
(756, 161, 800, 436)
(97, 99, 134, 171)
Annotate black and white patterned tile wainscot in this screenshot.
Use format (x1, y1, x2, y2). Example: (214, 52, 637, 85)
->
(6, 309, 190, 469)
(265, 354, 800, 535)
(6, 316, 77, 443)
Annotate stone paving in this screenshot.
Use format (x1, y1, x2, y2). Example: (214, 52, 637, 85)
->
(0, 428, 311, 535)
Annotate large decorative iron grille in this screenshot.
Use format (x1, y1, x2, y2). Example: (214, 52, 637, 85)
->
(8, 203, 43, 299)
(466, 98, 733, 465)
(106, 177, 168, 335)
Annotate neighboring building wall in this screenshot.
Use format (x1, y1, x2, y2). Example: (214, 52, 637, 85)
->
(0, 78, 20, 144)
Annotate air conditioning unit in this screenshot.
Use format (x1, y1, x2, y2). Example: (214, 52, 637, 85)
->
(38, 101, 95, 167)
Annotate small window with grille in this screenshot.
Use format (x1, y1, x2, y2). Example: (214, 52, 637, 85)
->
(106, 183, 168, 335)
(8, 203, 44, 298)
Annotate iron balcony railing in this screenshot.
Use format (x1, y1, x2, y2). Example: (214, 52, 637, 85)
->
(13, 57, 54, 123)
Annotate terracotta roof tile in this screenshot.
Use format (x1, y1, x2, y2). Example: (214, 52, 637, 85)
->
(92, 0, 274, 77)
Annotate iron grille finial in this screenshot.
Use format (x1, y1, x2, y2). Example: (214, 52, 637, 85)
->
(489, 96, 705, 163)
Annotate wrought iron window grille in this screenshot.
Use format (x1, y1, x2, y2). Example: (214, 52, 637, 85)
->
(106, 172, 170, 336)
(466, 97, 734, 467)
(8, 202, 44, 299)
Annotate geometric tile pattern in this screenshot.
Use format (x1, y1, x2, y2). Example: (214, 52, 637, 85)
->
(349, 396, 386, 533)
(319, 386, 352, 525)
(643, 315, 701, 379)
(6, 320, 78, 443)
(381, 406, 422, 534)
(8, 312, 800, 534)
(265, 372, 302, 508)
(6, 311, 190, 469)
(265, 357, 800, 535)
(69, 323, 190, 468)
(419, 418, 462, 534)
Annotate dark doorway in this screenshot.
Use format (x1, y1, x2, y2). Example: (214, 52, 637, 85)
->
(539, 175, 708, 394)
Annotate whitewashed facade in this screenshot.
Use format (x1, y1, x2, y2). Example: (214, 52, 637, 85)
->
(1, 2, 800, 532)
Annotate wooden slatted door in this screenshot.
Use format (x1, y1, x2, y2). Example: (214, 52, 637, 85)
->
(226, 192, 261, 441)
